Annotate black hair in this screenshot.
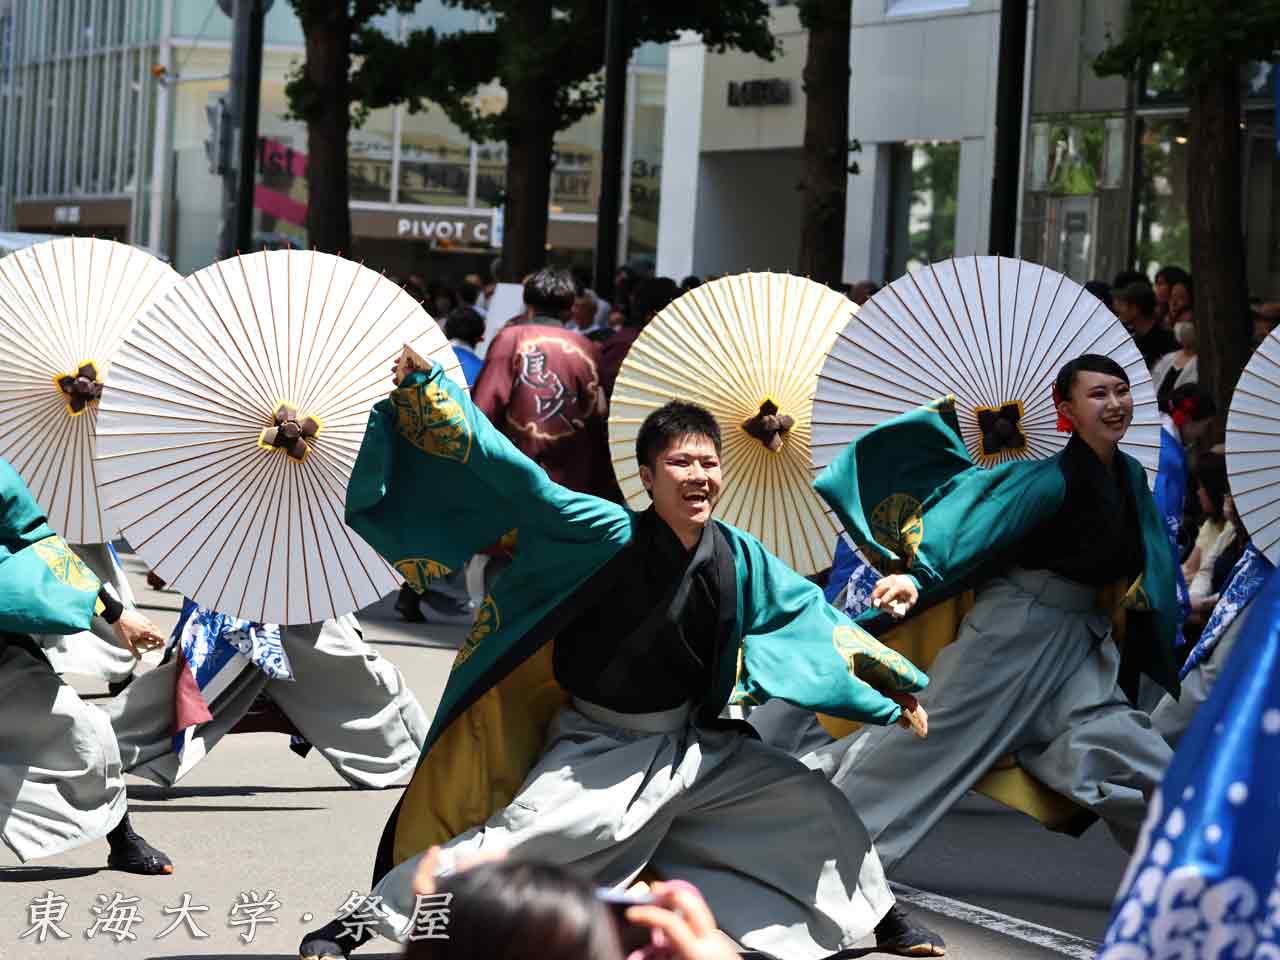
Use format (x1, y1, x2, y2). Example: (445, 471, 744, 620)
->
(1085, 280, 1113, 311)
(1155, 265, 1190, 288)
(681, 274, 702, 291)
(1195, 452, 1229, 524)
(635, 400, 722, 470)
(1114, 282, 1156, 317)
(524, 267, 576, 315)
(626, 277, 681, 330)
(404, 860, 622, 960)
(444, 306, 486, 347)
(459, 282, 481, 306)
(1112, 269, 1148, 290)
(1055, 354, 1129, 402)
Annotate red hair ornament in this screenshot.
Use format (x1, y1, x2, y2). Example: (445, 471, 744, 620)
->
(1170, 395, 1200, 428)
(1052, 382, 1074, 433)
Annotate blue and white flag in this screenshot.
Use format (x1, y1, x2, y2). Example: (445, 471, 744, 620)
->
(1098, 563, 1280, 959)
(828, 537, 883, 616)
(1181, 544, 1274, 680)
(167, 597, 292, 762)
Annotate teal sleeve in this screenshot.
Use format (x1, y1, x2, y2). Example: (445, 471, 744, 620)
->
(0, 459, 100, 635)
(728, 526, 928, 727)
(901, 460, 1067, 595)
(345, 363, 629, 577)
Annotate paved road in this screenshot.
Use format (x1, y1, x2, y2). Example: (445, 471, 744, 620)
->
(0, 555, 1122, 958)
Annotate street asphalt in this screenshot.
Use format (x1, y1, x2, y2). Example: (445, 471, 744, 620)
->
(0, 552, 1125, 959)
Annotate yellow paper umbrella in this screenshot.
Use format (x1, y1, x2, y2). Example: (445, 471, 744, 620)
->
(608, 272, 855, 576)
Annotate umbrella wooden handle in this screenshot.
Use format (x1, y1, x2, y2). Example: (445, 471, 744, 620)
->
(741, 399, 794, 453)
(57, 362, 103, 413)
(260, 403, 320, 461)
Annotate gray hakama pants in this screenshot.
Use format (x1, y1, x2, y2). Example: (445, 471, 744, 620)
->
(814, 567, 1173, 872)
(0, 636, 127, 861)
(104, 615, 428, 789)
(35, 543, 138, 685)
(370, 698, 894, 960)
(1149, 602, 1250, 749)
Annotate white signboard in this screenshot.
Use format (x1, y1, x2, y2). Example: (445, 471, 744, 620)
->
(479, 282, 525, 357)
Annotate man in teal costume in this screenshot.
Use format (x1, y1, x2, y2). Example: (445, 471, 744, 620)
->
(0, 458, 173, 874)
(809, 354, 1179, 871)
(298, 363, 944, 959)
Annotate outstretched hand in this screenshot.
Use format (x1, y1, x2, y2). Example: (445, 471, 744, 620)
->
(891, 691, 928, 739)
(871, 574, 918, 619)
(111, 610, 166, 659)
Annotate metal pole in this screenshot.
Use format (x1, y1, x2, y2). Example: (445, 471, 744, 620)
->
(592, 0, 626, 300)
(219, 0, 265, 259)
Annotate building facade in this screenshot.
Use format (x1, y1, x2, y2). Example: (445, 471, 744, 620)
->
(657, 0, 1279, 296)
(0, 0, 666, 281)
(657, 0, 1001, 285)
(1019, 0, 1280, 295)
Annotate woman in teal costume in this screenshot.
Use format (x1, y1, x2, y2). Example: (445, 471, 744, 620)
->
(0, 457, 173, 874)
(810, 354, 1180, 871)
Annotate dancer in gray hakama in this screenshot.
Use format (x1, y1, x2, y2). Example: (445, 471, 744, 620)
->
(106, 614, 428, 788)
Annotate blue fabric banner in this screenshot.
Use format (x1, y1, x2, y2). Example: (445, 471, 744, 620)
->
(1099, 564, 1280, 958)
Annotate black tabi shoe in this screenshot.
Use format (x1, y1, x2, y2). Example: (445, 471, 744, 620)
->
(874, 904, 946, 956)
(394, 584, 426, 623)
(105, 814, 173, 876)
(299, 917, 370, 959)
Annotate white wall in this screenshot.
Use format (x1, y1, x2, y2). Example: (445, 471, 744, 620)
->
(656, 0, 1002, 284)
(845, 0, 1001, 282)
(655, 33, 706, 279)
(690, 149, 804, 277)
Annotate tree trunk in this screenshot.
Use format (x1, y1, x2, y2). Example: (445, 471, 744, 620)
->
(1186, 66, 1251, 439)
(500, 82, 556, 280)
(797, 0, 851, 285)
(302, 8, 352, 254)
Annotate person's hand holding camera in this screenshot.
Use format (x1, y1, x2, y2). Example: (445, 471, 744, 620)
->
(624, 880, 737, 960)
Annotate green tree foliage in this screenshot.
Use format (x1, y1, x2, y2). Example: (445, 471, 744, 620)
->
(1094, 0, 1280, 435)
(287, 1, 777, 275)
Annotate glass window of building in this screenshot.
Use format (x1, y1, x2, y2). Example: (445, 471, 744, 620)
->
(348, 107, 396, 203)
(552, 102, 603, 215)
(888, 140, 959, 279)
(398, 102, 471, 207)
(1134, 118, 1190, 278)
(255, 60, 311, 248)
(476, 141, 506, 208)
(628, 71, 665, 262)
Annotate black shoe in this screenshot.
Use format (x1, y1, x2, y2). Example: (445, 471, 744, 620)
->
(874, 904, 946, 956)
(394, 584, 425, 623)
(106, 814, 173, 876)
(107, 673, 135, 697)
(299, 917, 369, 959)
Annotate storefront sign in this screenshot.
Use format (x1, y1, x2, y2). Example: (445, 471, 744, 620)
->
(394, 216, 490, 245)
(727, 79, 792, 108)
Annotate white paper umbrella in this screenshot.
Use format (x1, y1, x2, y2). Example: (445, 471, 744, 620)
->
(608, 272, 854, 576)
(0, 237, 179, 542)
(1226, 325, 1280, 565)
(811, 256, 1160, 484)
(95, 250, 464, 624)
